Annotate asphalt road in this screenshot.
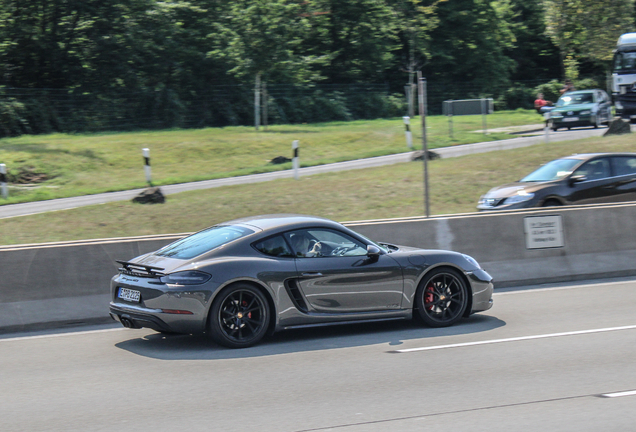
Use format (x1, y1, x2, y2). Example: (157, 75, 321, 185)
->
(2, 277, 636, 431)
(0, 125, 614, 219)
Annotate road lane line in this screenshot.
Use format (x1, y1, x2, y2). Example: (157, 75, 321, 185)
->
(494, 279, 636, 296)
(0, 327, 126, 342)
(392, 324, 636, 353)
(600, 390, 636, 398)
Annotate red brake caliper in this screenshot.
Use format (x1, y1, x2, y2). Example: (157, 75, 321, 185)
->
(425, 284, 435, 310)
(242, 300, 252, 319)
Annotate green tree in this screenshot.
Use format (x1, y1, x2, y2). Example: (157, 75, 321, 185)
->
(506, 0, 560, 81)
(543, 0, 635, 77)
(425, 0, 517, 94)
(209, 0, 324, 128)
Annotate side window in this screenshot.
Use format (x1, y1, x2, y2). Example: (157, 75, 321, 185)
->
(612, 156, 636, 177)
(573, 158, 610, 181)
(253, 235, 294, 258)
(285, 229, 367, 258)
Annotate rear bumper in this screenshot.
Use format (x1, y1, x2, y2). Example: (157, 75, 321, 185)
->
(109, 302, 205, 334)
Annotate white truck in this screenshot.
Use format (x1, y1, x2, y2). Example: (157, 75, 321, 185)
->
(612, 32, 636, 121)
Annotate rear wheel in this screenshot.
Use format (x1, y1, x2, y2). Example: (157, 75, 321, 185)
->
(543, 199, 561, 207)
(415, 268, 468, 327)
(208, 284, 270, 348)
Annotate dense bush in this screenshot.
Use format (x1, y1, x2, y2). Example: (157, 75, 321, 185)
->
(495, 86, 536, 111)
(0, 98, 31, 137)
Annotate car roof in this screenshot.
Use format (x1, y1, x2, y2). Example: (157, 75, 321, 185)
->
(220, 214, 342, 232)
(559, 152, 636, 161)
(565, 90, 596, 95)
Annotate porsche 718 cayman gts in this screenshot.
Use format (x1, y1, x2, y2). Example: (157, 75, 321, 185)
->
(110, 215, 494, 348)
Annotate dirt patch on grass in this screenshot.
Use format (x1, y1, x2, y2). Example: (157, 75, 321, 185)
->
(9, 167, 51, 184)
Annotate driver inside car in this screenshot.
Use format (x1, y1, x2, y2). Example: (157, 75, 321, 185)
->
(290, 232, 322, 257)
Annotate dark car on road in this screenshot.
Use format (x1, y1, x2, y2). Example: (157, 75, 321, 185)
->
(477, 153, 636, 211)
(110, 215, 494, 348)
(549, 89, 613, 131)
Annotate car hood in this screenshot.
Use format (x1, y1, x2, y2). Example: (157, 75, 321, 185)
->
(482, 181, 549, 198)
(551, 102, 596, 113)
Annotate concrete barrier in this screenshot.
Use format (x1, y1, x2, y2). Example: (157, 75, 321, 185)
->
(2, 203, 635, 332)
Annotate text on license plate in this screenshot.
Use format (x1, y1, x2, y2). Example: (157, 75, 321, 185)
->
(118, 287, 141, 302)
(563, 117, 579, 122)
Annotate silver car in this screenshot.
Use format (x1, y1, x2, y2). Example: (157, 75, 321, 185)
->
(110, 215, 494, 348)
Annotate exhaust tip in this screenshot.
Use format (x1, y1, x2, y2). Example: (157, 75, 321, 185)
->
(120, 317, 133, 328)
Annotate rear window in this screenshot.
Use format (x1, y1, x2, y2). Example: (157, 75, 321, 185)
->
(155, 225, 255, 259)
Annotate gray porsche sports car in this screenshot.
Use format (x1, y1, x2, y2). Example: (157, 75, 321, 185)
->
(109, 215, 494, 348)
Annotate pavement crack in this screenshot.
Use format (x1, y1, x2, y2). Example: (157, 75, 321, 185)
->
(292, 394, 597, 432)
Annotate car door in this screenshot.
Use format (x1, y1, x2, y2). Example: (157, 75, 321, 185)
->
(285, 228, 404, 313)
(609, 155, 636, 202)
(567, 157, 616, 204)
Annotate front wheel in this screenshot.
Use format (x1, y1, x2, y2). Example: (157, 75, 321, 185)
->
(415, 268, 468, 327)
(543, 199, 561, 207)
(208, 284, 270, 348)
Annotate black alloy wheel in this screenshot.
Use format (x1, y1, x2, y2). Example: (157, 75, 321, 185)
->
(209, 284, 270, 348)
(415, 268, 468, 327)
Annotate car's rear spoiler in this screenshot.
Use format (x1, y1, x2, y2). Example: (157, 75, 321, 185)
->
(116, 260, 166, 278)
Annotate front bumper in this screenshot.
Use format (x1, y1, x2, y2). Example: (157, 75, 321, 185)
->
(468, 269, 494, 313)
(551, 115, 594, 128)
(477, 199, 537, 211)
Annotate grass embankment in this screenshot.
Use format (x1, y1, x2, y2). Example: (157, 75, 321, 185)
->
(1, 133, 634, 246)
(0, 110, 540, 204)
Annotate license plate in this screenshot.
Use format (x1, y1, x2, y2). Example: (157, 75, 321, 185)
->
(563, 117, 579, 122)
(118, 287, 141, 302)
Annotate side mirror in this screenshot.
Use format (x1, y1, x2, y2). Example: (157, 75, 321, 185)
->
(366, 245, 383, 261)
(569, 175, 587, 186)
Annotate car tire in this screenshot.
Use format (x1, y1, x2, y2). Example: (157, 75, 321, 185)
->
(543, 199, 561, 207)
(415, 268, 468, 328)
(208, 283, 270, 348)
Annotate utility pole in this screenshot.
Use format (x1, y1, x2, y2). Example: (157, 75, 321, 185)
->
(417, 71, 429, 217)
(254, 73, 261, 131)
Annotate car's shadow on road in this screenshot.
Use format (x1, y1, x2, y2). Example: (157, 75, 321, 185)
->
(114, 314, 506, 360)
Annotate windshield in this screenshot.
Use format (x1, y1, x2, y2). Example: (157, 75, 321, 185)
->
(614, 51, 636, 73)
(521, 158, 581, 182)
(556, 92, 594, 107)
(353, 232, 390, 253)
(155, 225, 256, 259)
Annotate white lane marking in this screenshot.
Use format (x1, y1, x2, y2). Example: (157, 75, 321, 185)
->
(0, 327, 126, 343)
(494, 279, 636, 296)
(393, 325, 636, 353)
(601, 390, 636, 398)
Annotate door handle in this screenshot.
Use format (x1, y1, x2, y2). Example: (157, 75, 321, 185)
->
(301, 272, 323, 277)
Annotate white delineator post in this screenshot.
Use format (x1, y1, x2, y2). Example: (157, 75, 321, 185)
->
(292, 140, 299, 180)
(403, 116, 413, 148)
(142, 148, 152, 186)
(0, 163, 7, 199)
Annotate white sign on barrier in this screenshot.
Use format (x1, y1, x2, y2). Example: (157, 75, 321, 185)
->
(524, 215, 564, 249)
